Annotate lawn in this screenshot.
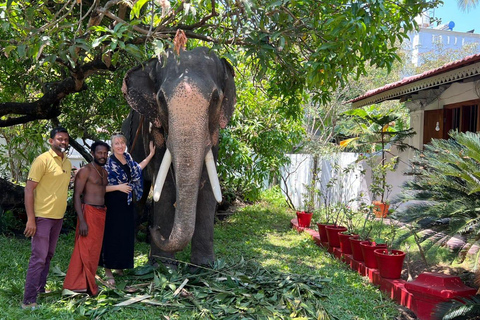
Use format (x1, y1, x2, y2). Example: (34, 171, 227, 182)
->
(0, 188, 403, 319)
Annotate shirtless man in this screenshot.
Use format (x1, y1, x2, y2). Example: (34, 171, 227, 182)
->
(63, 141, 110, 295)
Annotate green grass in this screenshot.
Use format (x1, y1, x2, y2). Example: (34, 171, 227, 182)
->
(0, 188, 403, 319)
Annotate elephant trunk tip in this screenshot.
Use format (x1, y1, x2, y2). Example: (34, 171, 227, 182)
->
(149, 225, 191, 253)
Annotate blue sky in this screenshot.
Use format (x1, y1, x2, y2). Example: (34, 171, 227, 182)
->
(431, 2, 480, 33)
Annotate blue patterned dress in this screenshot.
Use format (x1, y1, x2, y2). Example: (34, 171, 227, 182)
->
(99, 153, 143, 269)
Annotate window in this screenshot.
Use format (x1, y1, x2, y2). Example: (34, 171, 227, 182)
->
(423, 100, 480, 146)
(443, 102, 479, 138)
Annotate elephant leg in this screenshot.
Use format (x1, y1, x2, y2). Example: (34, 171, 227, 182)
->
(190, 169, 217, 267)
(149, 172, 177, 267)
(134, 180, 151, 240)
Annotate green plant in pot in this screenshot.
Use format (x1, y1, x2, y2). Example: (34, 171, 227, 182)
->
(341, 106, 415, 216)
(373, 219, 406, 278)
(295, 169, 322, 228)
(337, 204, 361, 254)
(325, 203, 349, 248)
(280, 160, 318, 229)
(318, 160, 362, 245)
(358, 204, 389, 268)
(349, 200, 376, 261)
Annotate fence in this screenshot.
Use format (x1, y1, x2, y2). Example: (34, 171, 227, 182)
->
(280, 153, 370, 211)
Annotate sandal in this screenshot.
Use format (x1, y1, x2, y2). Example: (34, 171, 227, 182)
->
(21, 302, 38, 310)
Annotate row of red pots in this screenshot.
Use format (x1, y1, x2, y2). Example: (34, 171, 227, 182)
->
(294, 212, 405, 279)
(317, 223, 405, 279)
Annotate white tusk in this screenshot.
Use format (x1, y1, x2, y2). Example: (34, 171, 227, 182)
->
(153, 149, 172, 202)
(149, 122, 152, 133)
(205, 150, 222, 203)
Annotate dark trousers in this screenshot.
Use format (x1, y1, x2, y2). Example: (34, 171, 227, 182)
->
(23, 217, 63, 304)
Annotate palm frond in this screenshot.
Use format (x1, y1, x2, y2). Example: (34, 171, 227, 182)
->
(433, 295, 480, 320)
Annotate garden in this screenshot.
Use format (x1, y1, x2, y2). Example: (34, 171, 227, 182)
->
(1, 188, 409, 320)
(3, 127, 480, 319)
(2, 1, 480, 319)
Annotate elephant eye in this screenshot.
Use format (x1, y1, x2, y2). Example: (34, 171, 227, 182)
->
(209, 89, 221, 112)
(209, 89, 222, 133)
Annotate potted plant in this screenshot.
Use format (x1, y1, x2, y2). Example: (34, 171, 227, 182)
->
(359, 202, 397, 269)
(318, 162, 358, 247)
(348, 200, 376, 261)
(296, 210, 313, 228)
(280, 163, 316, 229)
(316, 208, 332, 243)
(374, 248, 406, 279)
(374, 219, 406, 278)
(325, 203, 348, 248)
(341, 106, 415, 217)
(360, 239, 387, 269)
(295, 170, 320, 228)
(338, 204, 361, 254)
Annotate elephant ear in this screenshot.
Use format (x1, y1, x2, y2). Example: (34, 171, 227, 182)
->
(219, 58, 236, 129)
(122, 59, 162, 128)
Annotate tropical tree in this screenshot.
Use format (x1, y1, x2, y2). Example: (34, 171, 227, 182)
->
(0, 0, 441, 129)
(457, 0, 479, 11)
(0, 0, 441, 208)
(340, 106, 416, 203)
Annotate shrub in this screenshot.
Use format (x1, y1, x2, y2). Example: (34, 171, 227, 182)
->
(398, 131, 480, 251)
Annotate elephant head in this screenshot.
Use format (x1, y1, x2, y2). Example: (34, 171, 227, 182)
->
(122, 47, 236, 254)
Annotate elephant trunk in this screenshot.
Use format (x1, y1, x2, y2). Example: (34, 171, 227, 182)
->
(150, 126, 211, 252)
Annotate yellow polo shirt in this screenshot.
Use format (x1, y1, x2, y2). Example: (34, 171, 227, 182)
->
(27, 149, 72, 219)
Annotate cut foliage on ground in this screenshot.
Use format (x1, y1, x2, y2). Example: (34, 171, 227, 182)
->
(0, 188, 404, 319)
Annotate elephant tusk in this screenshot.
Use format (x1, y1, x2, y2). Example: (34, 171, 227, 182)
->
(153, 148, 172, 202)
(205, 149, 222, 203)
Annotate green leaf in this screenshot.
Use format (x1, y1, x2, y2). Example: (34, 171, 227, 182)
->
(124, 44, 145, 60)
(92, 35, 110, 48)
(131, 0, 149, 19)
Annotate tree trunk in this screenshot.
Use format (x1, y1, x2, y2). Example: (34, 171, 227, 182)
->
(0, 178, 24, 212)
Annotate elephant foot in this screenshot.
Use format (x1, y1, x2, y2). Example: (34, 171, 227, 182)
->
(189, 258, 214, 274)
(150, 256, 179, 271)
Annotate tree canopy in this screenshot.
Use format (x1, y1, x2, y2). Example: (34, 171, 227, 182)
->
(1, 0, 441, 128)
(0, 0, 443, 204)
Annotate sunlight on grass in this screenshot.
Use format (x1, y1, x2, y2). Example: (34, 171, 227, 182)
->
(0, 187, 404, 319)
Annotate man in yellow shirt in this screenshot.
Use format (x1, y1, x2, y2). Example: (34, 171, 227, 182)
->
(22, 127, 72, 309)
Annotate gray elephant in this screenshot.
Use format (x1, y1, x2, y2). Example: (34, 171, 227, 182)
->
(121, 47, 236, 267)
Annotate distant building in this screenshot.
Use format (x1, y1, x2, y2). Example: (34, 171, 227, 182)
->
(406, 10, 480, 67)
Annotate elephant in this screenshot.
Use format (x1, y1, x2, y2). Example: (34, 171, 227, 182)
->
(121, 47, 236, 267)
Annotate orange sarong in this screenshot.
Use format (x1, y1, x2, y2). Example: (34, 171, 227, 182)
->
(63, 204, 106, 296)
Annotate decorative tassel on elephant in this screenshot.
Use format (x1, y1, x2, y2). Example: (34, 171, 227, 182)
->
(121, 47, 236, 267)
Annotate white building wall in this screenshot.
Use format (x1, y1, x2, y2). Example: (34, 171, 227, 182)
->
(407, 28, 480, 67)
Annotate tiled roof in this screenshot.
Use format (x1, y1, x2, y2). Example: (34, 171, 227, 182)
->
(349, 53, 480, 107)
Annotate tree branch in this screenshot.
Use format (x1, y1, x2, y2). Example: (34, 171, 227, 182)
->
(0, 58, 116, 127)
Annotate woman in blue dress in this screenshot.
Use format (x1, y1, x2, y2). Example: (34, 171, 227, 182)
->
(99, 133, 155, 285)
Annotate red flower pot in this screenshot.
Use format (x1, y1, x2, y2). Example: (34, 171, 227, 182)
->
(349, 237, 365, 261)
(325, 225, 348, 247)
(296, 211, 313, 228)
(317, 223, 330, 243)
(374, 249, 406, 279)
(339, 233, 357, 254)
(360, 241, 387, 269)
